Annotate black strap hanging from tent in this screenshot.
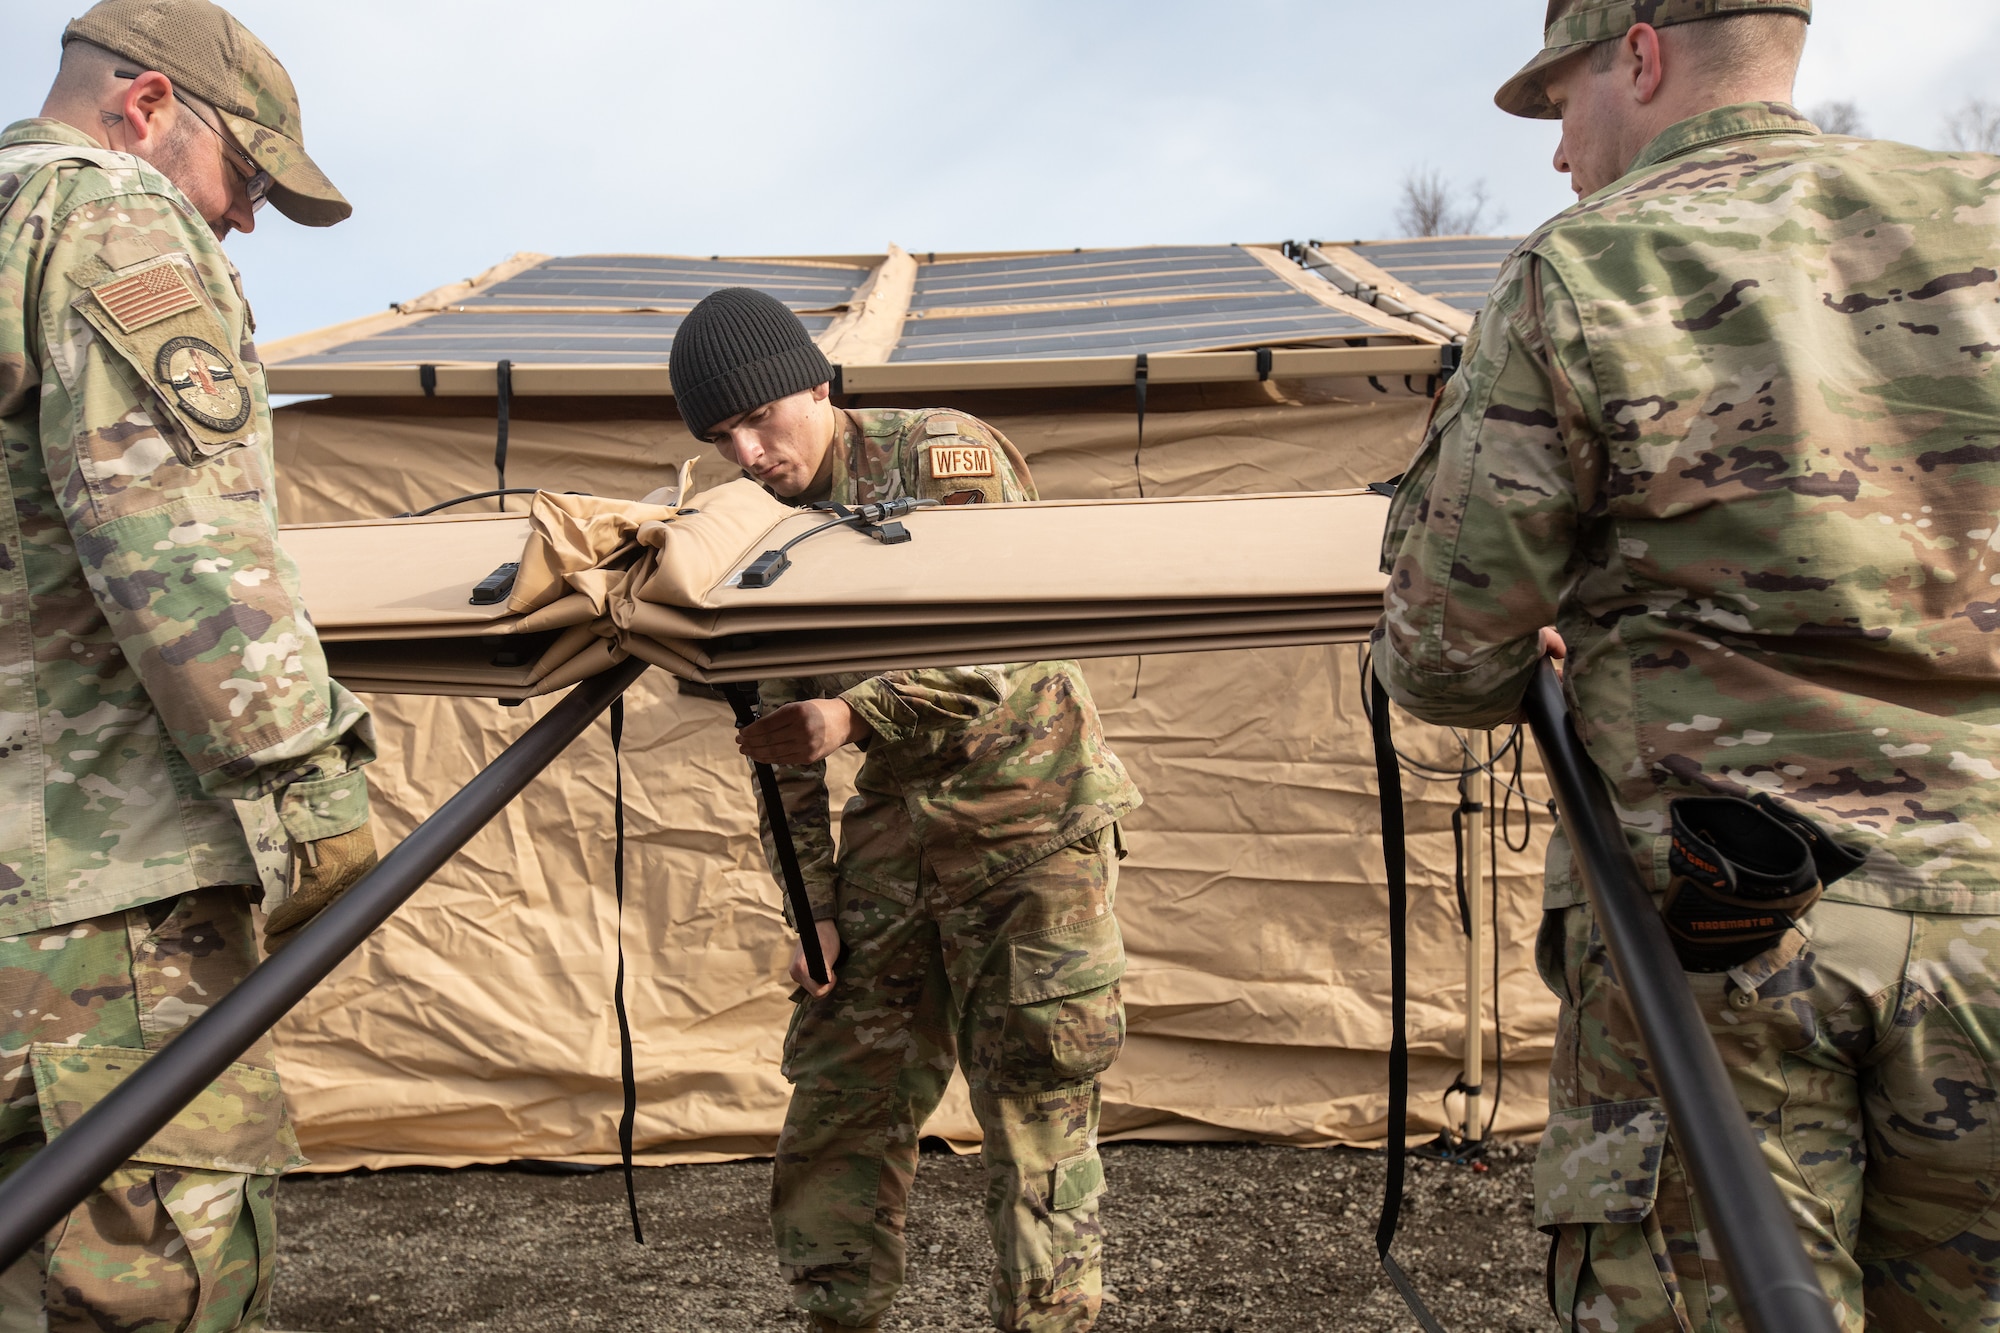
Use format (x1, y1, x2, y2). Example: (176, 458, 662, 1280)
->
(609, 698, 644, 1244)
(1131, 352, 1149, 498)
(719, 683, 830, 985)
(1369, 670, 1450, 1333)
(494, 359, 513, 510)
(419, 364, 437, 398)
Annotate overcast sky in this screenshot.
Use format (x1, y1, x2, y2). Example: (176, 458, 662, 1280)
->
(7, 1, 1999, 344)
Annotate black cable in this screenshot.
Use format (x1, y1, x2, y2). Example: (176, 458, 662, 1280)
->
(396, 488, 547, 518)
(1449, 803, 1472, 936)
(609, 698, 644, 1244)
(1500, 723, 1533, 854)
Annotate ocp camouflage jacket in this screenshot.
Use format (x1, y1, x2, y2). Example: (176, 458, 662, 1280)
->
(0, 120, 372, 934)
(757, 407, 1141, 918)
(1378, 102, 2000, 914)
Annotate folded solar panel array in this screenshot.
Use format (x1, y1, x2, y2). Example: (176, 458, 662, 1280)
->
(289, 484, 1392, 697)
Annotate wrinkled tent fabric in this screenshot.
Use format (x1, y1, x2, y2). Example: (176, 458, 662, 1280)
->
(268, 389, 1557, 1169)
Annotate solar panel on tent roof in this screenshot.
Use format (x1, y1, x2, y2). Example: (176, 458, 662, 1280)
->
(271, 244, 1423, 372)
(1346, 236, 1520, 314)
(894, 246, 1380, 361)
(459, 255, 866, 310)
(281, 255, 864, 366)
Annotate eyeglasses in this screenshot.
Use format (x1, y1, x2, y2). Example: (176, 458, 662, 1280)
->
(114, 71, 272, 211)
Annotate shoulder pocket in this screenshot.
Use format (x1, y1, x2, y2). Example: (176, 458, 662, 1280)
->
(72, 256, 256, 465)
(1533, 1098, 1666, 1228)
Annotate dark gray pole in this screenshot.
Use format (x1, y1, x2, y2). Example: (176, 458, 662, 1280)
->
(1521, 661, 1838, 1333)
(0, 656, 651, 1273)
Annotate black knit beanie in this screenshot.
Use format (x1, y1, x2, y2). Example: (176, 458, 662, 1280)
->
(669, 288, 835, 439)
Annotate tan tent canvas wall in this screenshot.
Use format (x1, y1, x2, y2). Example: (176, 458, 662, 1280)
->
(267, 389, 1558, 1169)
(261, 241, 1556, 1170)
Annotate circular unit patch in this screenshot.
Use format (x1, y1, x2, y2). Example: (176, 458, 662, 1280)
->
(154, 335, 251, 433)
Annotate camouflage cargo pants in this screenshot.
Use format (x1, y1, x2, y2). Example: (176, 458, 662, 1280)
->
(773, 826, 1124, 1332)
(1536, 897, 2000, 1332)
(0, 886, 300, 1333)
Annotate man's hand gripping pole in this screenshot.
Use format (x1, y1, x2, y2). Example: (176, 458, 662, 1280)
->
(721, 681, 831, 986)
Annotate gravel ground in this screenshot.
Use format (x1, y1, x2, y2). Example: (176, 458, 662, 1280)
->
(271, 1140, 1551, 1332)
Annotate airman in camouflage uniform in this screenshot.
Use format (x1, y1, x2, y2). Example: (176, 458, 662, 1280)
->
(669, 289, 1141, 1333)
(0, 3, 375, 1328)
(1377, 3, 2000, 1329)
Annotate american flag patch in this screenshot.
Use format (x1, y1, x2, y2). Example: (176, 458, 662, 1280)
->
(91, 261, 202, 333)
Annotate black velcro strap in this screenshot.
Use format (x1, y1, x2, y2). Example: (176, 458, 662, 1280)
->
(609, 698, 644, 1244)
(419, 364, 437, 398)
(494, 359, 513, 510)
(1370, 671, 1453, 1333)
(1132, 352, 1149, 499)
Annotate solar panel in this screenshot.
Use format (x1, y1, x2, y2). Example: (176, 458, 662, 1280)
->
(896, 246, 1381, 359)
(282, 254, 864, 366)
(274, 244, 1432, 371)
(460, 255, 867, 310)
(1347, 236, 1521, 313)
(289, 311, 835, 365)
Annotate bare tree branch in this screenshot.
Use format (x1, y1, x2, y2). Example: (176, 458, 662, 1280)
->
(1944, 97, 2000, 153)
(1808, 100, 1868, 137)
(1395, 167, 1501, 238)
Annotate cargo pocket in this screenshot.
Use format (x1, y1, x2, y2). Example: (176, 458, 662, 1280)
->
(33, 1043, 300, 1329)
(1006, 913, 1127, 1081)
(1535, 1098, 1681, 1332)
(1050, 1147, 1105, 1213)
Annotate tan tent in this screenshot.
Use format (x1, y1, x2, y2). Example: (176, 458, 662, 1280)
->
(261, 238, 1556, 1169)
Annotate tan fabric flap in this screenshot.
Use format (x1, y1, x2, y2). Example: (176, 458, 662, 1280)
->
(646, 606, 1381, 673)
(509, 491, 684, 615)
(626, 479, 795, 608)
(314, 591, 599, 643)
(283, 511, 530, 628)
(617, 621, 1376, 687)
(32, 1043, 303, 1176)
(325, 622, 605, 688)
(614, 592, 1381, 641)
(670, 489, 1390, 612)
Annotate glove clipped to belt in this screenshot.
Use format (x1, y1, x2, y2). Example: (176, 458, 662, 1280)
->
(262, 823, 380, 954)
(1662, 794, 1865, 972)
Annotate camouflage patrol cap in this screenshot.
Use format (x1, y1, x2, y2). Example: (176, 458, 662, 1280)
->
(63, 0, 350, 225)
(1495, 0, 1812, 120)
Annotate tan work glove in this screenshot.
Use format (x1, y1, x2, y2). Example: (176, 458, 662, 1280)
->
(262, 823, 379, 954)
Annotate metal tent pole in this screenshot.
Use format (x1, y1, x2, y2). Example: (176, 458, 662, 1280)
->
(1521, 660, 1838, 1333)
(0, 656, 652, 1274)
